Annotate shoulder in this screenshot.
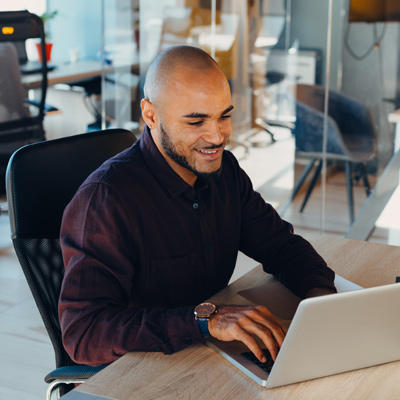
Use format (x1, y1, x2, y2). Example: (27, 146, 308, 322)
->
(64, 141, 147, 213)
(81, 141, 146, 190)
(221, 150, 253, 188)
(221, 150, 244, 177)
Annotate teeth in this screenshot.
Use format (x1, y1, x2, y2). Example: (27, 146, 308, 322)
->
(197, 149, 217, 154)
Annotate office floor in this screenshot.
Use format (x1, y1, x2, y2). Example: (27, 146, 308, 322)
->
(1, 124, 400, 399)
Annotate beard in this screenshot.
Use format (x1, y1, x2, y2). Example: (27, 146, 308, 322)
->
(160, 123, 223, 181)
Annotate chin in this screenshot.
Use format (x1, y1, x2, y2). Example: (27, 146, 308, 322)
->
(194, 166, 223, 181)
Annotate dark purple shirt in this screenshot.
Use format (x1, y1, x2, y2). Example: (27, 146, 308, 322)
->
(59, 126, 336, 366)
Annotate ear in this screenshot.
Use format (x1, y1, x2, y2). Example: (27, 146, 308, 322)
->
(141, 99, 157, 129)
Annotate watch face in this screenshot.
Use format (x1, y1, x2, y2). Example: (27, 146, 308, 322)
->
(195, 303, 216, 318)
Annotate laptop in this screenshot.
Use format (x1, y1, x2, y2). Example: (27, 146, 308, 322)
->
(207, 274, 400, 388)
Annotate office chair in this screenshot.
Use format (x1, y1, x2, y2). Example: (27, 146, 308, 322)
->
(0, 10, 56, 190)
(254, 70, 296, 144)
(6, 128, 136, 400)
(290, 83, 377, 223)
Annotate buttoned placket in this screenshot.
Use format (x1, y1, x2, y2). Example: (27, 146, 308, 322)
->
(187, 186, 215, 297)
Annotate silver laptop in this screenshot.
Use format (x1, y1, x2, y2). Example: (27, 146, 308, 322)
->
(207, 274, 400, 388)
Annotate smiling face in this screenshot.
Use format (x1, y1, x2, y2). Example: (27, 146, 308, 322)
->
(141, 63, 233, 186)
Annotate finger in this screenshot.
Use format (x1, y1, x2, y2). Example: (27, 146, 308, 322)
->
(243, 322, 280, 361)
(237, 329, 269, 363)
(242, 307, 287, 347)
(233, 317, 280, 362)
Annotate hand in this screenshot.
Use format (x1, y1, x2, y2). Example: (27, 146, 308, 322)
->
(208, 305, 286, 363)
(306, 287, 336, 298)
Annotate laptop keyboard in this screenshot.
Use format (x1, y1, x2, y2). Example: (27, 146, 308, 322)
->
(241, 349, 275, 373)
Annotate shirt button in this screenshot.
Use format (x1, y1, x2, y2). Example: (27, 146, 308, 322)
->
(154, 347, 161, 352)
(193, 203, 199, 209)
(185, 339, 193, 345)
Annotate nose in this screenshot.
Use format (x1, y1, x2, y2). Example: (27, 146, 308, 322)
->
(203, 121, 225, 145)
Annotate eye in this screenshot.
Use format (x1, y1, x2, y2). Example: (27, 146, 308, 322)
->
(220, 114, 232, 121)
(188, 120, 204, 126)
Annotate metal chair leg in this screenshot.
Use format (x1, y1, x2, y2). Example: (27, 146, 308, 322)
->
(300, 159, 323, 213)
(46, 379, 86, 400)
(291, 159, 317, 201)
(345, 161, 355, 224)
(359, 162, 371, 196)
(254, 118, 276, 143)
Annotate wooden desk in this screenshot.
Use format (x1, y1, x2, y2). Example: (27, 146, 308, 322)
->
(22, 60, 103, 90)
(22, 57, 139, 90)
(63, 236, 400, 400)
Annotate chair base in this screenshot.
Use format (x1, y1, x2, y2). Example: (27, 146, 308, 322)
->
(46, 379, 86, 400)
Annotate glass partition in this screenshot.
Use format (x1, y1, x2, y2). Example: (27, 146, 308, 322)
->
(139, 0, 251, 145)
(101, 0, 400, 244)
(248, 0, 335, 238)
(339, 0, 400, 243)
(100, 0, 140, 134)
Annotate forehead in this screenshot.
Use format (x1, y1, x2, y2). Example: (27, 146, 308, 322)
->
(160, 66, 232, 117)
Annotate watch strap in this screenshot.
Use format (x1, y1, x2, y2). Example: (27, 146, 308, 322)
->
(196, 317, 210, 337)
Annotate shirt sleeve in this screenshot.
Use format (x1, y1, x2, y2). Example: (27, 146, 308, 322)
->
(59, 182, 203, 367)
(235, 158, 336, 298)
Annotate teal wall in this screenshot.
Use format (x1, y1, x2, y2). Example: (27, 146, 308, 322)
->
(289, 0, 343, 89)
(47, 0, 102, 63)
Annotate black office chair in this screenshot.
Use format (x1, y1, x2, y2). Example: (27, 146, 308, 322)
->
(0, 10, 57, 189)
(6, 128, 136, 400)
(290, 83, 377, 223)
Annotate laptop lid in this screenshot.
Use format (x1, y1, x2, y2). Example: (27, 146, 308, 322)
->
(207, 276, 400, 388)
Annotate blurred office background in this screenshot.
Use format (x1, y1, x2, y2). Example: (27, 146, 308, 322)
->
(1, 0, 400, 398)
(2, 0, 400, 242)
(55, 0, 400, 241)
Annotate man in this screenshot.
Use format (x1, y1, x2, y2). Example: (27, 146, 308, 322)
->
(59, 45, 336, 367)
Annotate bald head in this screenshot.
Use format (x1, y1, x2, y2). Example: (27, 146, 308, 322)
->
(143, 45, 222, 106)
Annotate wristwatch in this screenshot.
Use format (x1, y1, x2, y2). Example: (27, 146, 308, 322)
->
(194, 303, 217, 337)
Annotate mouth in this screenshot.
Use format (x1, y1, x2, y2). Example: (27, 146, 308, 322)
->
(194, 147, 222, 160)
(196, 149, 219, 155)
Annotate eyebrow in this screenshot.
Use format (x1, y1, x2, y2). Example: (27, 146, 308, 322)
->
(182, 105, 234, 119)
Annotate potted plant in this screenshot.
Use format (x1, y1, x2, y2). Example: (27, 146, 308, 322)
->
(36, 10, 58, 62)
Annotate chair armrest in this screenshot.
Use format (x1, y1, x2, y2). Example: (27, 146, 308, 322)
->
(44, 364, 107, 384)
(23, 99, 61, 115)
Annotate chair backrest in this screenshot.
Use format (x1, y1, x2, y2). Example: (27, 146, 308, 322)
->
(0, 11, 48, 174)
(294, 83, 377, 161)
(6, 129, 137, 368)
(294, 100, 348, 157)
(0, 10, 47, 120)
(0, 42, 29, 123)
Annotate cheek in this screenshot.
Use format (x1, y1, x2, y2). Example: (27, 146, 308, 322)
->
(222, 121, 232, 135)
(170, 133, 198, 153)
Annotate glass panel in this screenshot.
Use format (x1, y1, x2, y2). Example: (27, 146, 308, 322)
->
(58, 0, 400, 244)
(136, 0, 332, 238)
(80, 0, 400, 244)
(101, 0, 140, 134)
(139, 0, 250, 143)
(341, 0, 400, 243)
(251, 0, 332, 238)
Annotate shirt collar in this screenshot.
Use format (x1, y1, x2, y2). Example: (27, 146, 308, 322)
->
(140, 125, 201, 198)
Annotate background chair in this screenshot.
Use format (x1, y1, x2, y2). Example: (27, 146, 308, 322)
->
(6, 128, 136, 399)
(290, 83, 377, 224)
(0, 10, 57, 190)
(254, 70, 295, 144)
